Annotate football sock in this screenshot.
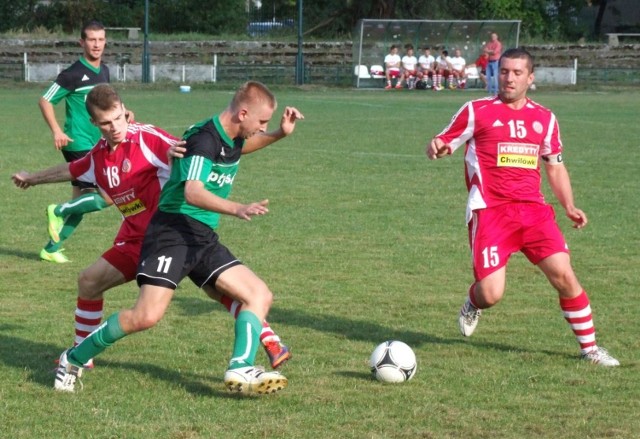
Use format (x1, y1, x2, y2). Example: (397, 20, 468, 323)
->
(228, 310, 261, 370)
(44, 214, 82, 252)
(219, 295, 279, 345)
(75, 297, 104, 346)
(559, 290, 597, 354)
(220, 295, 241, 318)
(54, 192, 110, 217)
(44, 194, 109, 253)
(260, 322, 281, 343)
(467, 283, 480, 308)
(68, 313, 126, 367)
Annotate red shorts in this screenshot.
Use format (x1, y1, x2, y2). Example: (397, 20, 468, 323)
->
(388, 68, 401, 78)
(468, 203, 569, 281)
(101, 240, 142, 282)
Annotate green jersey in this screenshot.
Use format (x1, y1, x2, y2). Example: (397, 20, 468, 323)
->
(42, 56, 110, 152)
(159, 115, 244, 230)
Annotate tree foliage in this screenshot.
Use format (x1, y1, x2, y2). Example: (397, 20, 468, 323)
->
(0, 0, 631, 41)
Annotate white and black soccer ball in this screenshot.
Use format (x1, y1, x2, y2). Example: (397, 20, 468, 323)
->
(369, 340, 417, 383)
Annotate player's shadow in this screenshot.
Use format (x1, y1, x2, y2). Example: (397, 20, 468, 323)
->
(0, 326, 246, 397)
(146, 298, 595, 369)
(0, 246, 40, 261)
(170, 297, 576, 360)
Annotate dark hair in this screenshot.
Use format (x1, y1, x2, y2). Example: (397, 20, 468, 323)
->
(405, 44, 414, 50)
(442, 50, 449, 56)
(81, 20, 105, 39)
(500, 48, 535, 73)
(86, 83, 122, 118)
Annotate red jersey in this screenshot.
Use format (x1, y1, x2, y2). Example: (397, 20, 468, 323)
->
(474, 55, 489, 71)
(485, 40, 502, 61)
(69, 123, 179, 243)
(435, 96, 563, 223)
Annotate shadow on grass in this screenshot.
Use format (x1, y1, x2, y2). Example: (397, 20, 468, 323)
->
(0, 246, 40, 261)
(170, 296, 570, 359)
(0, 327, 262, 398)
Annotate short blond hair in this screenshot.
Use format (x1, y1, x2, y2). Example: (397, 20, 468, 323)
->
(230, 81, 276, 112)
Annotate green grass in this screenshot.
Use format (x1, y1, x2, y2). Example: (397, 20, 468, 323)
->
(0, 84, 638, 439)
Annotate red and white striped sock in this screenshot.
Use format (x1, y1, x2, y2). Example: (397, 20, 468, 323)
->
(467, 283, 480, 309)
(219, 295, 279, 344)
(560, 291, 597, 354)
(220, 294, 241, 318)
(75, 297, 104, 346)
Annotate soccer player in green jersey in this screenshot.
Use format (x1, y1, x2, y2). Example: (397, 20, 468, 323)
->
(55, 81, 304, 395)
(38, 20, 113, 263)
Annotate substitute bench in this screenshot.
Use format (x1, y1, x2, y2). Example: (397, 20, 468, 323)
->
(606, 33, 640, 46)
(105, 27, 141, 40)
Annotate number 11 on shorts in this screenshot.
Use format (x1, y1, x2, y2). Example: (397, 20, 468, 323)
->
(157, 255, 173, 273)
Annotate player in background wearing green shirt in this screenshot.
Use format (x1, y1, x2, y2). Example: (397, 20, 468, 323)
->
(38, 20, 113, 263)
(55, 81, 304, 395)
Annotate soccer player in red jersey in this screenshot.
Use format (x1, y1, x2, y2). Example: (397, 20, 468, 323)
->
(13, 84, 290, 373)
(426, 48, 619, 366)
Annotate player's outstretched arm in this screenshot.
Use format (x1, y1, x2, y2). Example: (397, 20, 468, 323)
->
(11, 163, 73, 189)
(242, 106, 305, 154)
(426, 137, 451, 160)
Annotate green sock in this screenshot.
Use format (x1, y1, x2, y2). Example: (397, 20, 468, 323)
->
(44, 214, 82, 252)
(45, 194, 109, 252)
(54, 192, 109, 217)
(228, 310, 262, 370)
(68, 313, 126, 367)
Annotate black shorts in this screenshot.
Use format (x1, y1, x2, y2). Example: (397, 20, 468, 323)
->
(62, 149, 98, 190)
(136, 211, 242, 290)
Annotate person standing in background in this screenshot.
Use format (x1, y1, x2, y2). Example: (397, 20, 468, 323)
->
(38, 20, 113, 263)
(483, 32, 502, 95)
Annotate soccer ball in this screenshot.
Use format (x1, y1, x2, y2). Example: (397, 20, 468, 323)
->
(369, 341, 417, 383)
(529, 83, 537, 91)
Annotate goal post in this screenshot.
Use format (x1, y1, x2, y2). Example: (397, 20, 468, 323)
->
(353, 19, 521, 88)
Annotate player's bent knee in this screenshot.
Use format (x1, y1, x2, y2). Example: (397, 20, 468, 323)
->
(77, 271, 103, 299)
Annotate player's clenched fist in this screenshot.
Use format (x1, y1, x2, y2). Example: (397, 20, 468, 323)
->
(426, 137, 450, 160)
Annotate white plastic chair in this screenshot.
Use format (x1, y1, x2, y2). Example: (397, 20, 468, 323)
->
(370, 65, 385, 79)
(465, 65, 480, 87)
(354, 65, 371, 79)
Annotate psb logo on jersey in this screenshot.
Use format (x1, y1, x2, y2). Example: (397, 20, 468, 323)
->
(122, 158, 132, 173)
(207, 171, 236, 187)
(497, 142, 539, 169)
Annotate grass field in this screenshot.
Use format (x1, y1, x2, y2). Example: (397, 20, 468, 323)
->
(0, 83, 638, 439)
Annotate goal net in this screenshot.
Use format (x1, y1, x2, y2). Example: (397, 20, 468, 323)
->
(353, 19, 521, 88)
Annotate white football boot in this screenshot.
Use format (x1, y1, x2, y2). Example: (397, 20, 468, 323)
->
(458, 299, 482, 337)
(224, 365, 287, 395)
(54, 349, 83, 392)
(581, 346, 620, 367)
